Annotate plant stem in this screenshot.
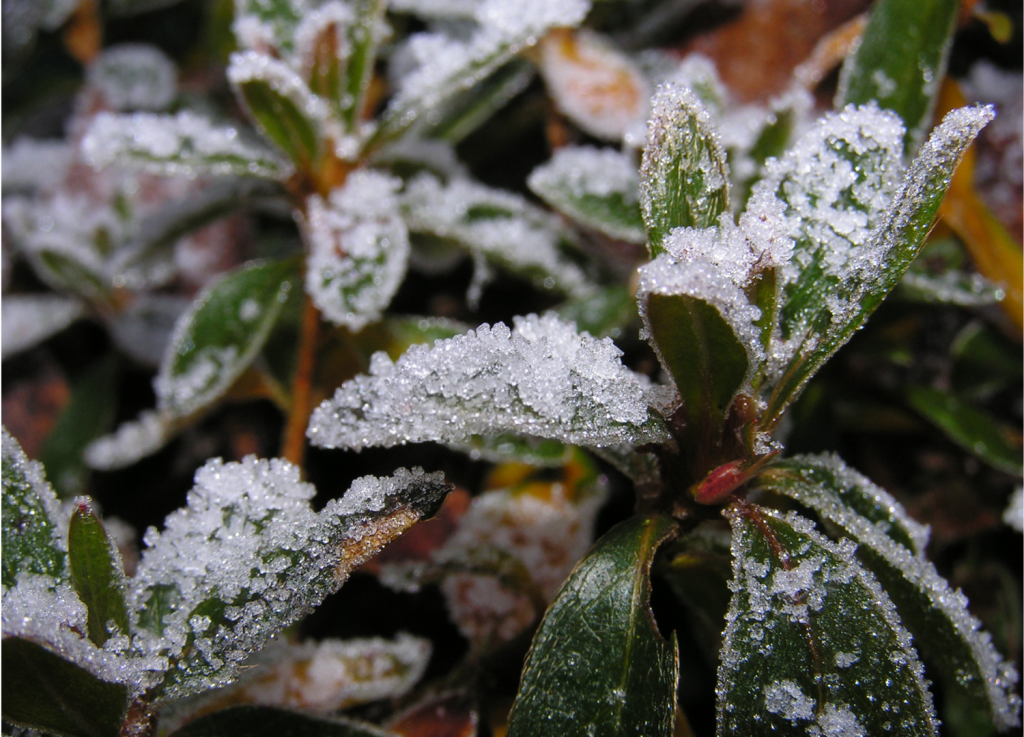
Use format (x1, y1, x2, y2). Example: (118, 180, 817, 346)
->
(281, 293, 320, 467)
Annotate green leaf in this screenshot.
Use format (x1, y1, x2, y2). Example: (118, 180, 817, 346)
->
(1, 637, 128, 737)
(507, 515, 679, 737)
(556, 285, 638, 340)
(67, 501, 129, 647)
(836, 0, 958, 152)
(529, 146, 646, 244)
(2, 429, 67, 589)
(353, 315, 470, 362)
(719, 504, 938, 736)
(756, 456, 1023, 731)
(339, 0, 386, 131)
(734, 97, 803, 209)
(644, 292, 748, 430)
(423, 59, 535, 144)
(155, 256, 301, 417)
(40, 355, 118, 499)
(449, 433, 571, 467)
(233, 0, 303, 54)
(29, 247, 111, 304)
(82, 112, 292, 180)
(639, 83, 729, 256)
(906, 385, 1022, 475)
(167, 706, 393, 737)
(132, 459, 450, 699)
(229, 52, 324, 172)
(763, 105, 993, 423)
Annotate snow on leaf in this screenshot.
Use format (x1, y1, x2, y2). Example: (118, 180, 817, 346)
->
(758, 455, 1022, 731)
(371, 0, 590, 147)
(82, 111, 293, 180)
(719, 505, 939, 736)
(527, 145, 645, 244)
(401, 173, 591, 298)
(129, 457, 449, 699)
(86, 44, 177, 112)
(2, 138, 75, 191)
(537, 29, 650, 142)
(308, 313, 667, 451)
(388, 0, 478, 19)
(1, 294, 86, 360)
(83, 410, 179, 471)
(304, 170, 410, 331)
(232, 0, 305, 54)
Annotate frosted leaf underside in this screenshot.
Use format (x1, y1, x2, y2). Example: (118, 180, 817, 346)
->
(304, 170, 410, 330)
(307, 313, 666, 451)
(719, 506, 938, 736)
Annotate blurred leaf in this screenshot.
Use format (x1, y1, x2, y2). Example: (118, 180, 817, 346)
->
(424, 59, 535, 144)
(529, 146, 646, 244)
(2, 429, 67, 589)
(388, 692, 477, 737)
(167, 706, 392, 737)
(719, 504, 938, 736)
(155, 257, 301, 417)
(757, 457, 1023, 731)
(449, 433, 571, 467)
(507, 515, 679, 737)
(68, 501, 129, 646)
(40, 355, 118, 499)
(951, 321, 1023, 400)
(906, 385, 1022, 476)
(29, 248, 111, 305)
(837, 0, 958, 152)
(645, 292, 748, 432)
(639, 84, 729, 256)
(233, 0, 304, 54)
(1, 294, 86, 361)
(339, 0, 386, 131)
(1, 637, 128, 737)
(556, 285, 637, 339)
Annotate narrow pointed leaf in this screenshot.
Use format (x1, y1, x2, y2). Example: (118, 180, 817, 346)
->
(304, 171, 410, 331)
(528, 146, 646, 244)
(339, 0, 385, 131)
(67, 501, 129, 646)
(423, 59, 534, 144)
(131, 458, 450, 699)
(155, 257, 301, 417)
(764, 105, 993, 421)
(639, 83, 730, 256)
(2, 429, 68, 589)
(233, 0, 304, 54)
(2, 637, 128, 737)
(308, 313, 667, 452)
(228, 51, 325, 172)
(507, 515, 679, 737)
(167, 706, 393, 737)
(837, 0, 958, 152)
(906, 385, 1023, 476)
(719, 504, 938, 736)
(297, 4, 349, 113)
(757, 457, 1023, 731)
(645, 292, 748, 428)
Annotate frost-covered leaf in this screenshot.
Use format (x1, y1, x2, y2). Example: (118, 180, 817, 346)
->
(155, 257, 300, 417)
(41, 355, 119, 498)
(228, 51, 327, 171)
(167, 634, 430, 718)
(1, 294, 86, 360)
(168, 706, 393, 737)
(2, 637, 128, 737)
(757, 457, 1022, 731)
(82, 111, 292, 179)
(68, 500, 130, 647)
(556, 285, 637, 340)
(898, 269, 1003, 307)
(837, 0, 958, 152)
(337, 0, 386, 131)
(719, 504, 939, 736)
(639, 83, 730, 256)
(906, 386, 1022, 476)
(528, 146, 645, 244)
(130, 457, 450, 699)
(450, 434, 571, 467)
(83, 410, 180, 471)
(506, 515, 678, 737)
(537, 29, 650, 141)
(305, 171, 409, 330)
(2, 429, 68, 589)
(308, 313, 667, 451)
(370, 0, 590, 148)
(420, 59, 534, 143)
(86, 44, 177, 112)
(232, 0, 304, 54)
(763, 105, 994, 421)
(401, 174, 591, 298)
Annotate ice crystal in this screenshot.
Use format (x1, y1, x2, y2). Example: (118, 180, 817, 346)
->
(83, 110, 292, 179)
(1, 294, 85, 359)
(86, 44, 177, 112)
(763, 680, 815, 723)
(308, 313, 666, 451)
(401, 173, 590, 297)
(305, 170, 410, 330)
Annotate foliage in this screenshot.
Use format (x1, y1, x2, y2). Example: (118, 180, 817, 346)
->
(2, 0, 1022, 735)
